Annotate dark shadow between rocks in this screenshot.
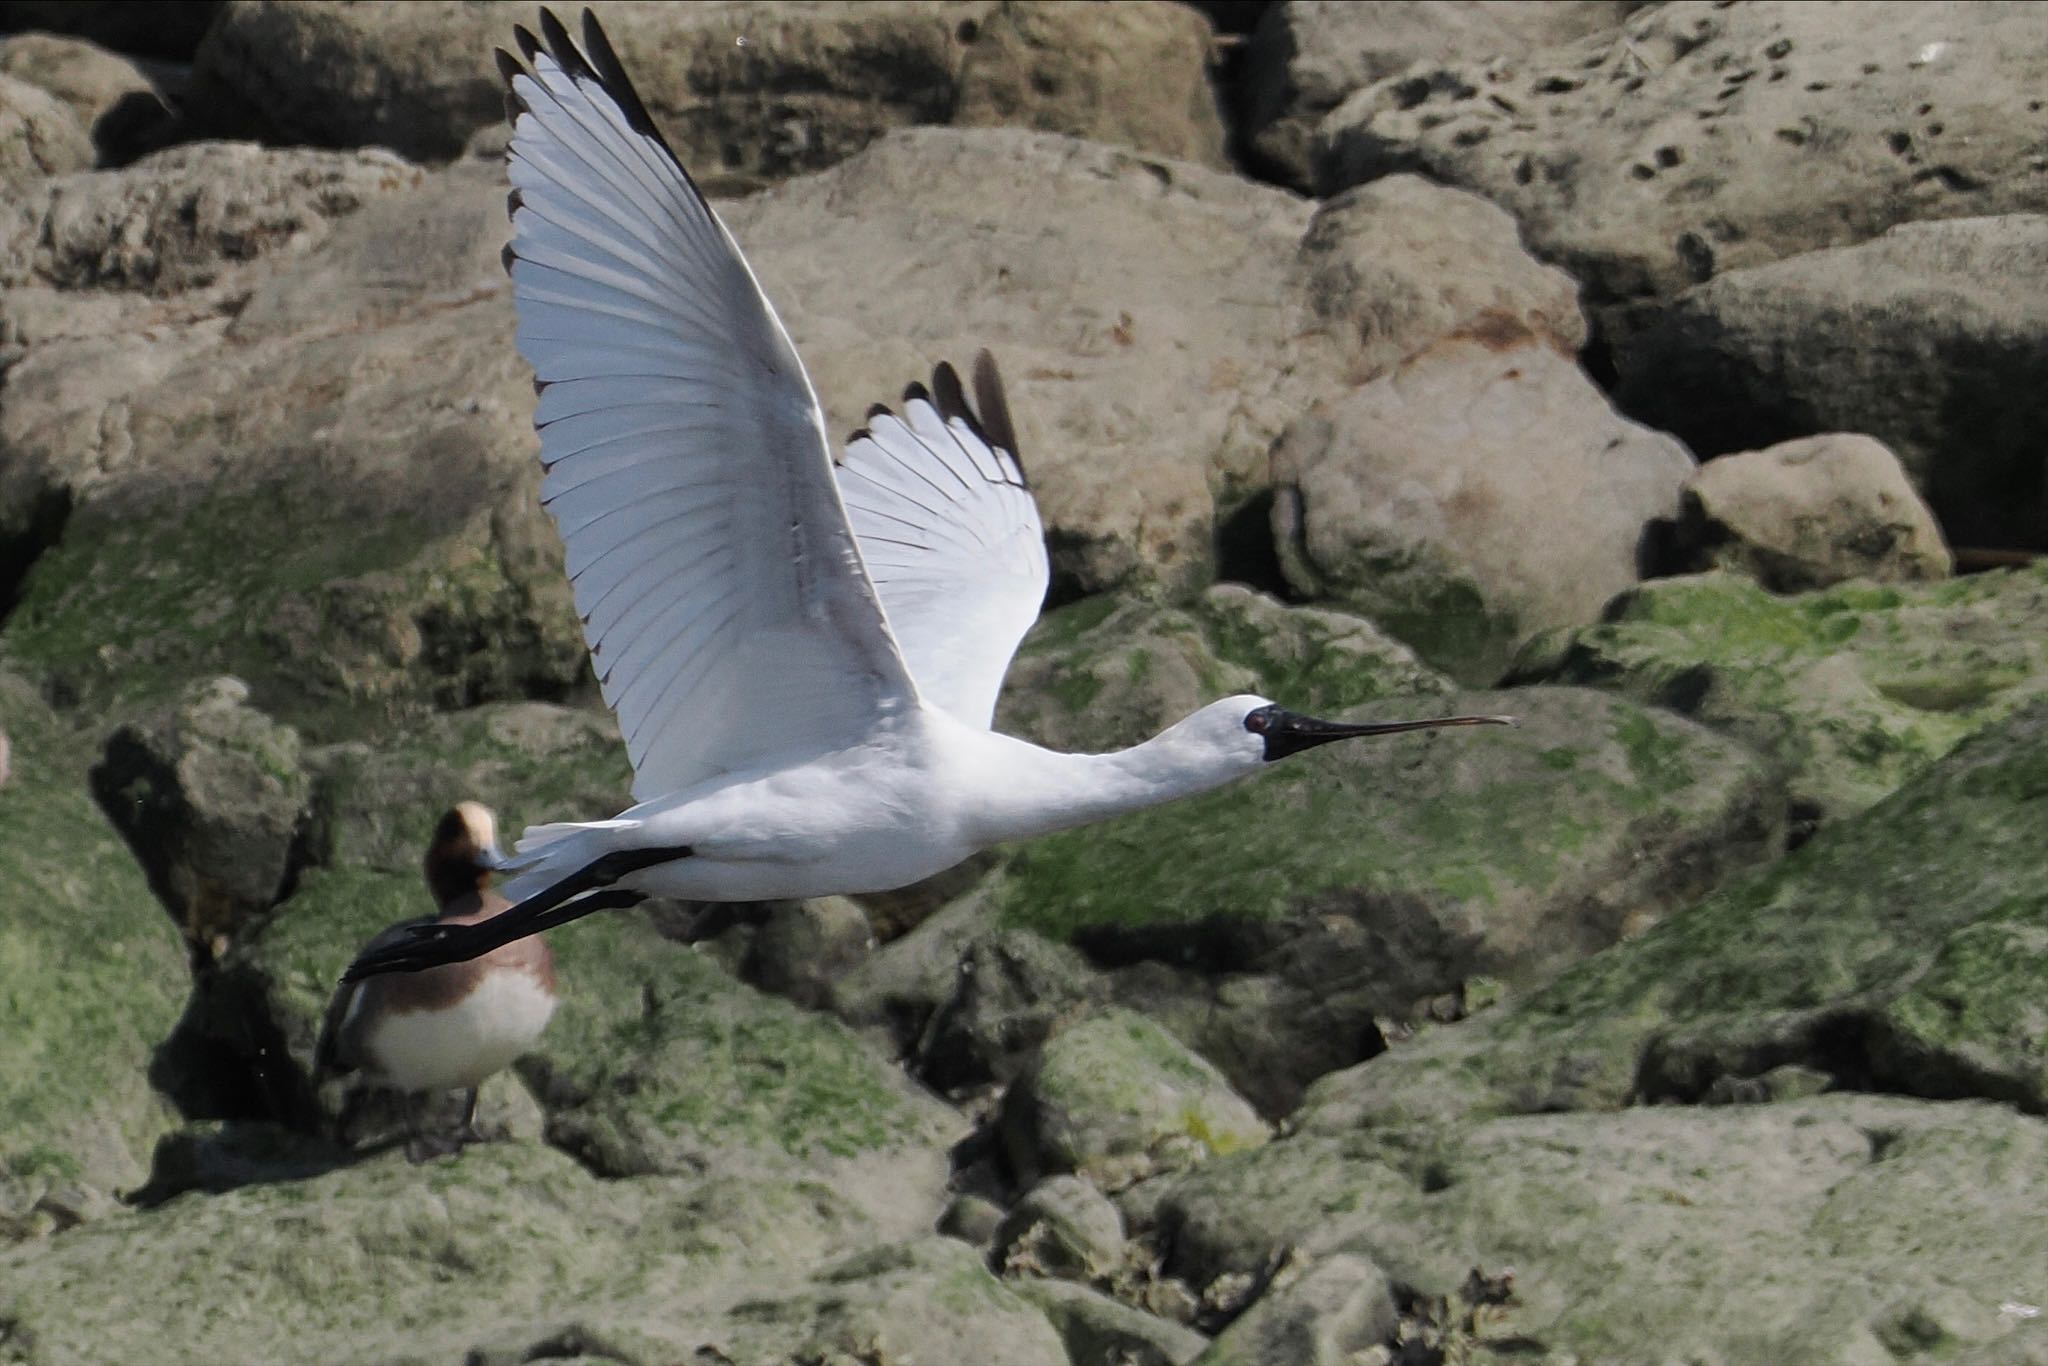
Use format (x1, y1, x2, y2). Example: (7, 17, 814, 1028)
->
(1212, 487, 1298, 601)
(127, 1120, 366, 1209)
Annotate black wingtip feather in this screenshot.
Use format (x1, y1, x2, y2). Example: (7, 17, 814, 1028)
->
(514, 23, 542, 63)
(902, 380, 932, 406)
(866, 402, 892, 421)
(931, 361, 969, 427)
(971, 350, 1023, 471)
(537, 8, 594, 80)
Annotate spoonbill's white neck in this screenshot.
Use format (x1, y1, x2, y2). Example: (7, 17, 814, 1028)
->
(959, 697, 1516, 847)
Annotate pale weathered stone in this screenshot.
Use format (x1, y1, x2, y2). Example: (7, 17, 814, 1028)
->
(1241, 0, 1631, 189)
(1273, 334, 1695, 682)
(1612, 214, 2048, 553)
(1673, 433, 1953, 590)
(0, 69, 94, 182)
(1317, 1, 2048, 302)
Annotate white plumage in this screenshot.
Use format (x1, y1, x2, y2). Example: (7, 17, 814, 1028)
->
(343, 10, 1509, 984)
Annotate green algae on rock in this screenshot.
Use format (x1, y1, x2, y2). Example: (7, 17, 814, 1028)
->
(998, 686, 1777, 988)
(0, 1140, 1026, 1365)
(1511, 564, 2048, 823)
(1152, 1097, 2048, 1363)
(1299, 697, 2048, 1135)
(0, 673, 187, 1236)
(1000, 1008, 1269, 1190)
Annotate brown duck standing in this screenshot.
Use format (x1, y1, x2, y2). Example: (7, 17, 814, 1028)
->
(314, 802, 557, 1159)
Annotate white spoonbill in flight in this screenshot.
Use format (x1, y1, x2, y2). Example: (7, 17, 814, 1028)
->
(345, 9, 1510, 983)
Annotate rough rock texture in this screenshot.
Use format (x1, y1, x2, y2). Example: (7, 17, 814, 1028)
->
(952, 0, 1227, 169)
(1, 162, 590, 732)
(1512, 565, 2048, 823)
(0, 141, 419, 293)
(0, 673, 187, 1237)
(993, 1173, 1128, 1281)
(1240, 0, 1631, 190)
(1001, 1009, 1269, 1190)
(0, 1143, 1068, 1365)
(1289, 173, 1587, 385)
(0, 30, 175, 164)
(726, 126, 1314, 595)
(0, 2, 221, 62)
(1197, 1253, 1398, 1366)
(997, 587, 1450, 756)
(1157, 1097, 2048, 1362)
(90, 676, 311, 958)
(1273, 333, 1695, 682)
(1611, 214, 2048, 552)
(1297, 698, 2048, 1135)
(195, 0, 1224, 181)
(1014, 1276, 1210, 1366)
(1316, 1, 2048, 302)
(1671, 433, 1954, 590)
(0, 68, 93, 180)
(995, 685, 1777, 1110)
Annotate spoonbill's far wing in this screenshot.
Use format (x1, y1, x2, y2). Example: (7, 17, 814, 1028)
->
(838, 352, 1049, 730)
(499, 12, 919, 802)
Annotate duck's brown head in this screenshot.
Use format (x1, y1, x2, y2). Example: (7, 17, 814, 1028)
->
(423, 801, 503, 908)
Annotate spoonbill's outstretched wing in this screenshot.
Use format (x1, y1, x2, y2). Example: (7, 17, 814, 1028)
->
(838, 354, 1050, 730)
(499, 12, 919, 802)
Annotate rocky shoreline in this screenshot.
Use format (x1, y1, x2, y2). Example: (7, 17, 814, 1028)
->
(2, 3, 2045, 1362)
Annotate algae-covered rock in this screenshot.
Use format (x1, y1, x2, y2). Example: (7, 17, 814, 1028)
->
(1001, 686, 1776, 993)
(1014, 1275, 1210, 1366)
(0, 673, 186, 1236)
(0, 1141, 1010, 1365)
(1300, 697, 2048, 1135)
(91, 676, 311, 958)
(998, 586, 1450, 755)
(1195, 1252, 1397, 1366)
(1512, 565, 2048, 822)
(1156, 1097, 2048, 1363)
(993, 1173, 1129, 1282)
(1001, 1009, 1269, 1190)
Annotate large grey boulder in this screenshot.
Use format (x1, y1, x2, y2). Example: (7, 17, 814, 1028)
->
(1611, 214, 2048, 553)
(1670, 433, 1954, 590)
(1288, 173, 1586, 383)
(1196, 1253, 1398, 1366)
(1155, 1097, 2048, 1361)
(1240, 0, 1631, 190)
(194, 1, 1225, 180)
(90, 676, 310, 959)
(1272, 333, 1695, 682)
(1316, 1, 2048, 302)
(1512, 565, 2048, 823)
(727, 126, 1314, 595)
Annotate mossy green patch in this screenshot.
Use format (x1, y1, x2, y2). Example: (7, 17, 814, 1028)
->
(528, 913, 956, 1173)
(997, 689, 1757, 956)
(1303, 699, 2048, 1130)
(0, 483, 586, 740)
(0, 675, 188, 1221)
(1516, 566, 2048, 821)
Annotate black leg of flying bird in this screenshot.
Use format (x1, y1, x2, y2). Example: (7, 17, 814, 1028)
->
(340, 849, 688, 981)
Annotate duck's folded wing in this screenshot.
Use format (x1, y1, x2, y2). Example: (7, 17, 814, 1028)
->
(837, 353, 1049, 730)
(500, 11, 918, 802)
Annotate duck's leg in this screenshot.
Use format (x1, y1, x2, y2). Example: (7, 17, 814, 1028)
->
(455, 1087, 483, 1148)
(342, 846, 689, 981)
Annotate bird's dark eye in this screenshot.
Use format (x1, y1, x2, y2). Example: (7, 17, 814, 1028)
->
(1244, 707, 1271, 734)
